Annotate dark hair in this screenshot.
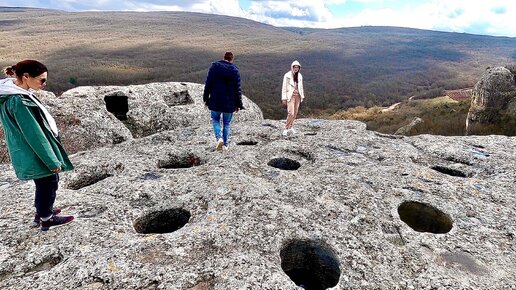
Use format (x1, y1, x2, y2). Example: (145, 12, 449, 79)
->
(224, 51, 234, 62)
(293, 71, 299, 83)
(3, 60, 48, 79)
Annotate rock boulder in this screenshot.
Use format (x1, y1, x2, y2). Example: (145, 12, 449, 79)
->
(394, 117, 424, 135)
(466, 66, 516, 135)
(34, 82, 263, 154)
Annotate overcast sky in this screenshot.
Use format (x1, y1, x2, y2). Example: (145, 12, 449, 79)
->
(2, 0, 515, 37)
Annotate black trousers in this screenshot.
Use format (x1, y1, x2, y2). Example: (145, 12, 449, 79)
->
(33, 174, 59, 218)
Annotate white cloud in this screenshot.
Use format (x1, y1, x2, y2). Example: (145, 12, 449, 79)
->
(1, 0, 515, 36)
(325, 0, 516, 37)
(245, 0, 335, 27)
(238, 0, 516, 36)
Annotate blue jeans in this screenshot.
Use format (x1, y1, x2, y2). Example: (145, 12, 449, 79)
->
(34, 174, 59, 218)
(210, 111, 233, 146)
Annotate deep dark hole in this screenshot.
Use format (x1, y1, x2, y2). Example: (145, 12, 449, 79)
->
(431, 166, 468, 177)
(237, 140, 258, 146)
(268, 158, 301, 170)
(158, 154, 202, 169)
(67, 173, 112, 190)
(104, 95, 129, 121)
(398, 201, 453, 234)
(262, 123, 278, 128)
(134, 208, 191, 234)
(280, 240, 341, 290)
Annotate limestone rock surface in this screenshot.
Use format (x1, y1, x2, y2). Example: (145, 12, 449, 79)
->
(0, 118, 514, 290)
(394, 117, 424, 135)
(466, 66, 516, 135)
(34, 82, 263, 153)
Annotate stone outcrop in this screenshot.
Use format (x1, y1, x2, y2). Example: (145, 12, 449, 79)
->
(34, 82, 263, 153)
(0, 117, 514, 289)
(466, 66, 516, 135)
(394, 117, 424, 135)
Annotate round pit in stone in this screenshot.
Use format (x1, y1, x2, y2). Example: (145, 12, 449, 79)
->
(280, 239, 341, 290)
(104, 93, 129, 121)
(157, 153, 202, 169)
(237, 140, 258, 146)
(398, 201, 453, 234)
(431, 165, 468, 177)
(133, 208, 191, 234)
(268, 158, 301, 171)
(66, 172, 112, 190)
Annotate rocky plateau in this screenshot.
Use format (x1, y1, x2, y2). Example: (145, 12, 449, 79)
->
(0, 81, 514, 290)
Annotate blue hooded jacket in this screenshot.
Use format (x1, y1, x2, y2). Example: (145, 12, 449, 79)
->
(203, 60, 243, 113)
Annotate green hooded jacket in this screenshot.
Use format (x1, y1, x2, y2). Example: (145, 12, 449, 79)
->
(0, 94, 73, 180)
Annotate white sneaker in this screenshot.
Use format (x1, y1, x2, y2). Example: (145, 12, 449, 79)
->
(216, 138, 224, 151)
(290, 128, 296, 134)
(223, 145, 229, 151)
(282, 129, 289, 136)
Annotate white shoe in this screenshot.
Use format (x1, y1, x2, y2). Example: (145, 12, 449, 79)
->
(223, 145, 229, 151)
(290, 128, 296, 134)
(216, 138, 224, 151)
(282, 129, 289, 136)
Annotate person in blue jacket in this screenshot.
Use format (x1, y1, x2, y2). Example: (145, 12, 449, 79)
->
(0, 60, 74, 231)
(203, 51, 244, 151)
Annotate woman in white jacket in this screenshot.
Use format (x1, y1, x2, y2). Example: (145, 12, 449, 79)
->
(281, 60, 304, 136)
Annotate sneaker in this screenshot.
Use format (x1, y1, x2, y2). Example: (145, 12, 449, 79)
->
(41, 215, 74, 232)
(32, 208, 62, 228)
(282, 129, 289, 136)
(223, 145, 229, 151)
(216, 138, 224, 151)
(290, 128, 296, 134)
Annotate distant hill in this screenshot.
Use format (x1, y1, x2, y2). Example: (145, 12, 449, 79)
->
(1, 7, 515, 119)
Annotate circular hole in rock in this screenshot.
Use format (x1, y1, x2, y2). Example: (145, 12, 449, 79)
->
(398, 201, 453, 234)
(158, 153, 202, 169)
(237, 140, 258, 146)
(104, 93, 129, 121)
(134, 208, 191, 234)
(67, 172, 112, 190)
(268, 158, 301, 171)
(280, 239, 341, 290)
(431, 166, 467, 177)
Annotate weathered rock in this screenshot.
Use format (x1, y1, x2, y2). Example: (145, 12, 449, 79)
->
(466, 66, 516, 135)
(0, 118, 514, 289)
(394, 117, 424, 135)
(33, 82, 263, 154)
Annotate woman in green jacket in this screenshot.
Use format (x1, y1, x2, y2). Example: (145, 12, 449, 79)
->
(0, 60, 74, 231)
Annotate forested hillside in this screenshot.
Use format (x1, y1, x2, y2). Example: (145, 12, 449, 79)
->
(1, 7, 515, 118)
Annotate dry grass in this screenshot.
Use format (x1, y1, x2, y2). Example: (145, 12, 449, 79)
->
(330, 96, 471, 135)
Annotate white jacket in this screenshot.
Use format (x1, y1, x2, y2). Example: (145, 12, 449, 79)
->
(281, 61, 304, 102)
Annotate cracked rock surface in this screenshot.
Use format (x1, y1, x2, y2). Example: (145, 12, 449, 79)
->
(34, 82, 263, 154)
(0, 117, 515, 289)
